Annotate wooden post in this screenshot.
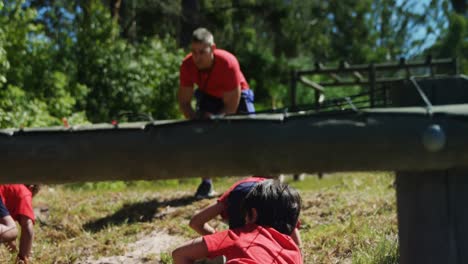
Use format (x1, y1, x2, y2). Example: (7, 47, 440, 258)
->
(314, 90, 321, 111)
(394, 76, 468, 264)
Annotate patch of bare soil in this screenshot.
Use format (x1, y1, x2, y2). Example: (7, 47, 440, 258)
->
(79, 231, 185, 264)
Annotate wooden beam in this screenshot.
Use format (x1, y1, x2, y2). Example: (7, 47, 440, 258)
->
(1, 105, 468, 184)
(299, 76, 325, 93)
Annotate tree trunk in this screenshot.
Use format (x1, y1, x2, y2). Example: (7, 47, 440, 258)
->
(110, 0, 122, 23)
(451, 0, 466, 14)
(180, 0, 200, 48)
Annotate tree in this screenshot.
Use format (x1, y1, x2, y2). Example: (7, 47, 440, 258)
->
(428, 1, 467, 73)
(1, 0, 459, 127)
(0, 0, 85, 128)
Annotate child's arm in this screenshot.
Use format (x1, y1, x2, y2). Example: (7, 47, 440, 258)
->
(189, 202, 224, 235)
(17, 215, 34, 262)
(0, 215, 18, 243)
(172, 237, 209, 264)
(291, 227, 302, 249)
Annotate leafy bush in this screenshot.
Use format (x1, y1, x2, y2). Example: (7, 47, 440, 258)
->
(73, 1, 184, 123)
(0, 85, 55, 128)
(0, 1, 185, 128)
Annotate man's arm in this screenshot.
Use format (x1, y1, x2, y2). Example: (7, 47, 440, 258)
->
(17, 215, 33, 262)
(172, 237, 209, 264)
(222, 86, 241, 115)
(178, 86, 196, 119)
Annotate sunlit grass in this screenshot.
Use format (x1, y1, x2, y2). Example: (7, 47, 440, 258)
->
(294, 172, 398, 263)
(0, 172, 398, 263)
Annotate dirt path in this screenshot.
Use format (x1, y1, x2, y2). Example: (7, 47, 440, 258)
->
(79, 231, 185, 264)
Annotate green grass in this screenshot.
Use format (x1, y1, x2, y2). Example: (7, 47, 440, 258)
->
(0, 172, 398, 263)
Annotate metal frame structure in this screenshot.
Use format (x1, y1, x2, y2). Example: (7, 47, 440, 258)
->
(290, 57, 459, 111)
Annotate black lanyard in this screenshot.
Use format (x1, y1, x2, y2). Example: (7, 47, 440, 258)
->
(197, 58, 215, 90)
(198, 68, 213, 91)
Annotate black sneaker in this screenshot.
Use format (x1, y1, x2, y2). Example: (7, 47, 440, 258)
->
(195, 181, 216, 199)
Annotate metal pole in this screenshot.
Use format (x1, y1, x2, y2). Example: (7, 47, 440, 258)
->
(290, 70, 298, 111)
(369, 63, 376, 108)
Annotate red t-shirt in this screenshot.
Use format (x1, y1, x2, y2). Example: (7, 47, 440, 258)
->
(226, 259, 257, 264)
(179, 49, 249, 98)
(0, 184, 35, 223)
(218, 177, 266, 221)
(203, 223, 303, 264)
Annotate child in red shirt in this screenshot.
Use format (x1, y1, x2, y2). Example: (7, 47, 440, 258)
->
(173, 180, 303, 264)
(189, 176, 302, 247)
(0, 184, 40, 264)
(189, 176, 265, 232)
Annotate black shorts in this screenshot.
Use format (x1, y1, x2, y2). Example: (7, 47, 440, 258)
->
(195, 89, 255, 115)
(0, 199, 10, 218)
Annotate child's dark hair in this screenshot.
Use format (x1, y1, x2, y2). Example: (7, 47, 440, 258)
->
(24, 184, 41, 197)
(241, 179, 301, 235)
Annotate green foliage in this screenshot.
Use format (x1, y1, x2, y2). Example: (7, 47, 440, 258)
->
(429, 12, 468, 73)
(0, 0, 88, 127)
(73, 1, 184, 122)
(1, 1, 40, 87)
(182, 0, 451, 108)
(77, 35, 184, 122)
(0, 85, 55, 127)
(0, 32, 8, 84)
(238, 48, 290, 108)
(0, 0, 461, 128)
(0, 0, 185, 127)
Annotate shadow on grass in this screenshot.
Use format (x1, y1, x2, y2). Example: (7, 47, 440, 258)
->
(83, 195, 198, 233)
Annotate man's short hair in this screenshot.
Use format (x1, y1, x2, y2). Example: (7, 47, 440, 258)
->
(192, 28, 214, 46)
(241, 179, 302, 235)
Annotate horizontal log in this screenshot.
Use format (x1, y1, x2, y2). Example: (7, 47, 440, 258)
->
(1, 104, 468, 184)
(298, 58, 456, 75)
(299, 76, 325, 92)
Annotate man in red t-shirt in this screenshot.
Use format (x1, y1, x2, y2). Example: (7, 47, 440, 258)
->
(172, 180, 303, 264)
(0, 184, 39, 264)
(178, 27, 255, 199)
